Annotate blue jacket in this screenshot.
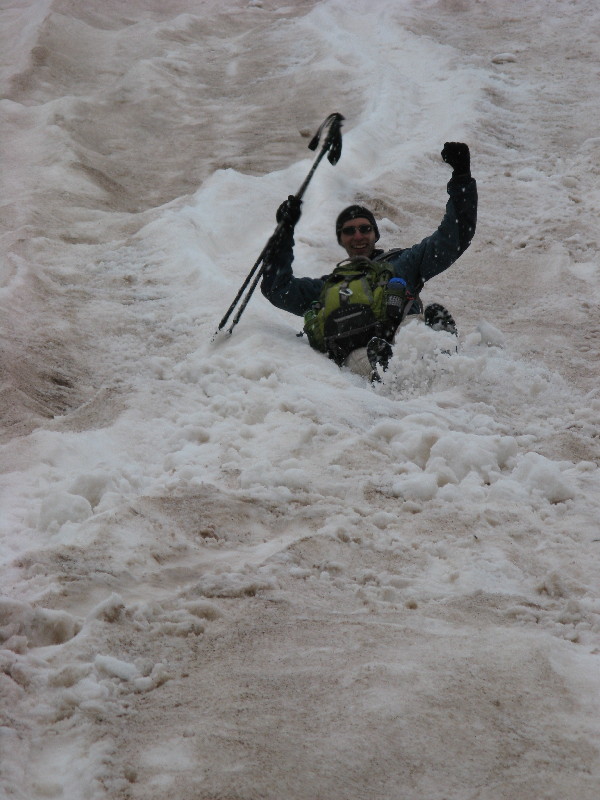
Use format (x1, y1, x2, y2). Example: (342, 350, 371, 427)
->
(261, 175, 477, 316)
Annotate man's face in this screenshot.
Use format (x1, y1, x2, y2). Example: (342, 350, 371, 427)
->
(339, 218, 378, 258)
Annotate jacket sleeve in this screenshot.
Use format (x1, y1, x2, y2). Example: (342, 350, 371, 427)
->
(392, 175, 477, 291)
(260, 229, 325, 317)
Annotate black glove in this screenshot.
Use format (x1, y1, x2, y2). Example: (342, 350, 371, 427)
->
(262, 225, 293, 284)
(276, 195, 302, 229)
(441, 142, 470, 177)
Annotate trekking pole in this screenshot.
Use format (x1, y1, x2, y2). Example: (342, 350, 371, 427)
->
(213, 112, 344, 338)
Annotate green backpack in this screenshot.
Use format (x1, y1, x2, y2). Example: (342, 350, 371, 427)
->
(303, 257, 416, 363)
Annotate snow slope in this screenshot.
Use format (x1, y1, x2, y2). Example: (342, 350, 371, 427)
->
(1, 1, 600, 798)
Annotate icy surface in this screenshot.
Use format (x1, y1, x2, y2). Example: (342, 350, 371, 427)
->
(1, 1, 600, 798)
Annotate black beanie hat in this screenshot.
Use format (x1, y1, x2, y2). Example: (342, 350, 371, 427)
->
(336, 205, 380, 244)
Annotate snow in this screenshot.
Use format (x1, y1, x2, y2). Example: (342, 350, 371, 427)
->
(1, 0, 600, 798)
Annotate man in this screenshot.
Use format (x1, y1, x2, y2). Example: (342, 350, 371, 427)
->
(261, 142, 477, 377)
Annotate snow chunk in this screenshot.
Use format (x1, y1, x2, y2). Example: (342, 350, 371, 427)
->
(47, 663, 93, 688)
(429, 432, 517, 483)
(492, 52, 517, 64)
(512, 453, 576, 504)
(515, 167, 542, 182)
(133, 662, 172, 693)
(490, 452, 576, 506)
(38, 491, 93, 531)
(280, 468, 311, 490)
(68, 471, 113, 508)
(95, 654, 140, 681)
(0, 597, 81, 649)
(476, 320, 505, 348)
(88, 593, 127, 623)
(182, 600, 222, 620)
(392, 472, 439, 501)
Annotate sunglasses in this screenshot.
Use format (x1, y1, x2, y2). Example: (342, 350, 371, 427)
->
(340, 224, 373, 236)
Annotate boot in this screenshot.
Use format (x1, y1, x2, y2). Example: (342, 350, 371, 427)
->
(366, 336, 393, 382)
(424, 303, 457, 335)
